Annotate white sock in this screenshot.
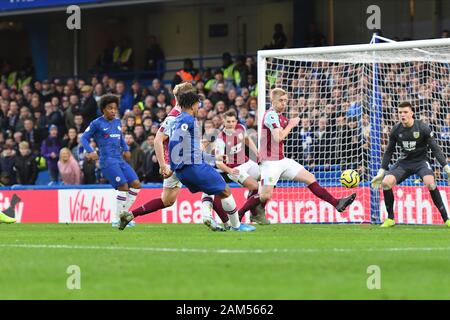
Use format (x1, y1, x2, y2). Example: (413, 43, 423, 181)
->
(125, 188, 140, 212)
(221, 195, 240, 228)
(116, 191, 128, 222)
(201, 193, 214, 221)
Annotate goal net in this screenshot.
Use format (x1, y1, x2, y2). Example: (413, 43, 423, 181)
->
(257, 38, 450, 224)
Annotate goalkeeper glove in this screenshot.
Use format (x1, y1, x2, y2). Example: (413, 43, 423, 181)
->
(443, 165, 450, 184)
(371, 169, 385, 189)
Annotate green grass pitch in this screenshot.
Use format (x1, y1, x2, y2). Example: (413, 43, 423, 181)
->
(1, 223, 450, 299)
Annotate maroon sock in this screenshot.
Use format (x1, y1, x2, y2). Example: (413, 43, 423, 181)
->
(132, 198, 165, 217)
(213, 196, 229, 223)
(248, 189, 259, 217)
(238, 194, 263, 219)
(308, 181, 339, 207)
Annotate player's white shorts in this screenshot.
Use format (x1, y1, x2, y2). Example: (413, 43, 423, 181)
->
(227, 159, 260, 185)
(163, 172, 182, 188)
(260, 158, 304, 186)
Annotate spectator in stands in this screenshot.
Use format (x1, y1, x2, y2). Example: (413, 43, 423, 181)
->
(58, 147, 82, 185)
(156, 91, 171, 110)
(264, 23, 287, 49)
(113, 38, 133, 71)
(149, 78, 170, 101)
(22, 118, 43, 151)
(140, 133, 155, 155)
(154, 108, 166, 126)
(116, 81, 133, 116)
(212, 114, 223, 130)
(125, 133, 145, 180)
(93, 83, 105, 103)
(227, 88, 237, 107)
(64, 94, 81, 129)
(41, 125, 61, 185)
(210, 82, 229, 106)
(62, 127, 79, 156)
(142, 117, 153, 137)
(145, 35, 165, 78)
(73, 113, 87, 133)
(245, 56, 257, 78)
(80, 138, 98, 184)
(80, 85, 98, 124)
(14, 141, 37, 185)
(221, 52, 241, 88)
(6, 101, 20, 132)
(0, 142, 16, 185)
(129, 81, 142, 106)
(172, 58, 201, 88)
(44, 101, 63, 133)
(15, 106, 32, 132)
(13, 131, 24, 148)
(133, 125, 145, 145)
(441, 30, 449, 38)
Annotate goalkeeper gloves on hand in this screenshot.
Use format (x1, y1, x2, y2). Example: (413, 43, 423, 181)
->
(443, 165, 450, 184)
(371, 169, 385, 189)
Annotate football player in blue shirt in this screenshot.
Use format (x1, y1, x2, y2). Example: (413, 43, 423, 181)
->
(80, 94, 141, 228)
(167, 91, 255, 232)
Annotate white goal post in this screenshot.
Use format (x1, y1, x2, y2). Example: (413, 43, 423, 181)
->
(257, 37, 450, 224)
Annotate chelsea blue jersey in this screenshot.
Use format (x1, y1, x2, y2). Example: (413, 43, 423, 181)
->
(80, 116, 129, 169)
(168, 112, 215, 171)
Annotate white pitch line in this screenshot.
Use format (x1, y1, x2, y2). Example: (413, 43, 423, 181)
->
(0, 244, 450, 254)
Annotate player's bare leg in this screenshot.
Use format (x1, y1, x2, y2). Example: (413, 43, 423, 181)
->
(381, 175, 397, 227)
(294, 169, 356, 213)
(423, 175, 450, 226)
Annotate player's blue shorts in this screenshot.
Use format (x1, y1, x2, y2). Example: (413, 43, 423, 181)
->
(101, 161, 139, 188)
(175, 163, 226, 195)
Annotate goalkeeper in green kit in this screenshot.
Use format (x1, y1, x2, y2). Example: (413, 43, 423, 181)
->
(371, 102, 450, 227)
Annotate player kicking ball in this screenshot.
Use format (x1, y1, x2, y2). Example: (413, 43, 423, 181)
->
(371, 101, 450, 228)
(238, 88, 356, 217)
(118, 83, 223, 231)
(213, 109, 269, 226)
(81, 94, 141, 229)
(163, 90, 254, 232)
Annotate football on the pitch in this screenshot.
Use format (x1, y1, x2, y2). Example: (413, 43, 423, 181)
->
(340, 169, 360, 188)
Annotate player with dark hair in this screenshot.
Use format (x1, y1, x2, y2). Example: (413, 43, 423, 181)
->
(120, 82, 214, 229)
(155, 90, 255, 232)
(371, 101, 450, 227)
(80, 94, 141, 229)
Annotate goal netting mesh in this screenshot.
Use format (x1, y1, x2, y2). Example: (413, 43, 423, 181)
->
(258, 39, 450, 224)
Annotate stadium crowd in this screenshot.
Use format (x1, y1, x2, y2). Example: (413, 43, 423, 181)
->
(0, 52, 259, 186)
(1, 48, 450, 186)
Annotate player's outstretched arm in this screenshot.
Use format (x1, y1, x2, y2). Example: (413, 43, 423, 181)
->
(371, 129, 396, 189)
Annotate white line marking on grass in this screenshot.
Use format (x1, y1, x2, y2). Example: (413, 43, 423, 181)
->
(1, 244, 450, 254)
